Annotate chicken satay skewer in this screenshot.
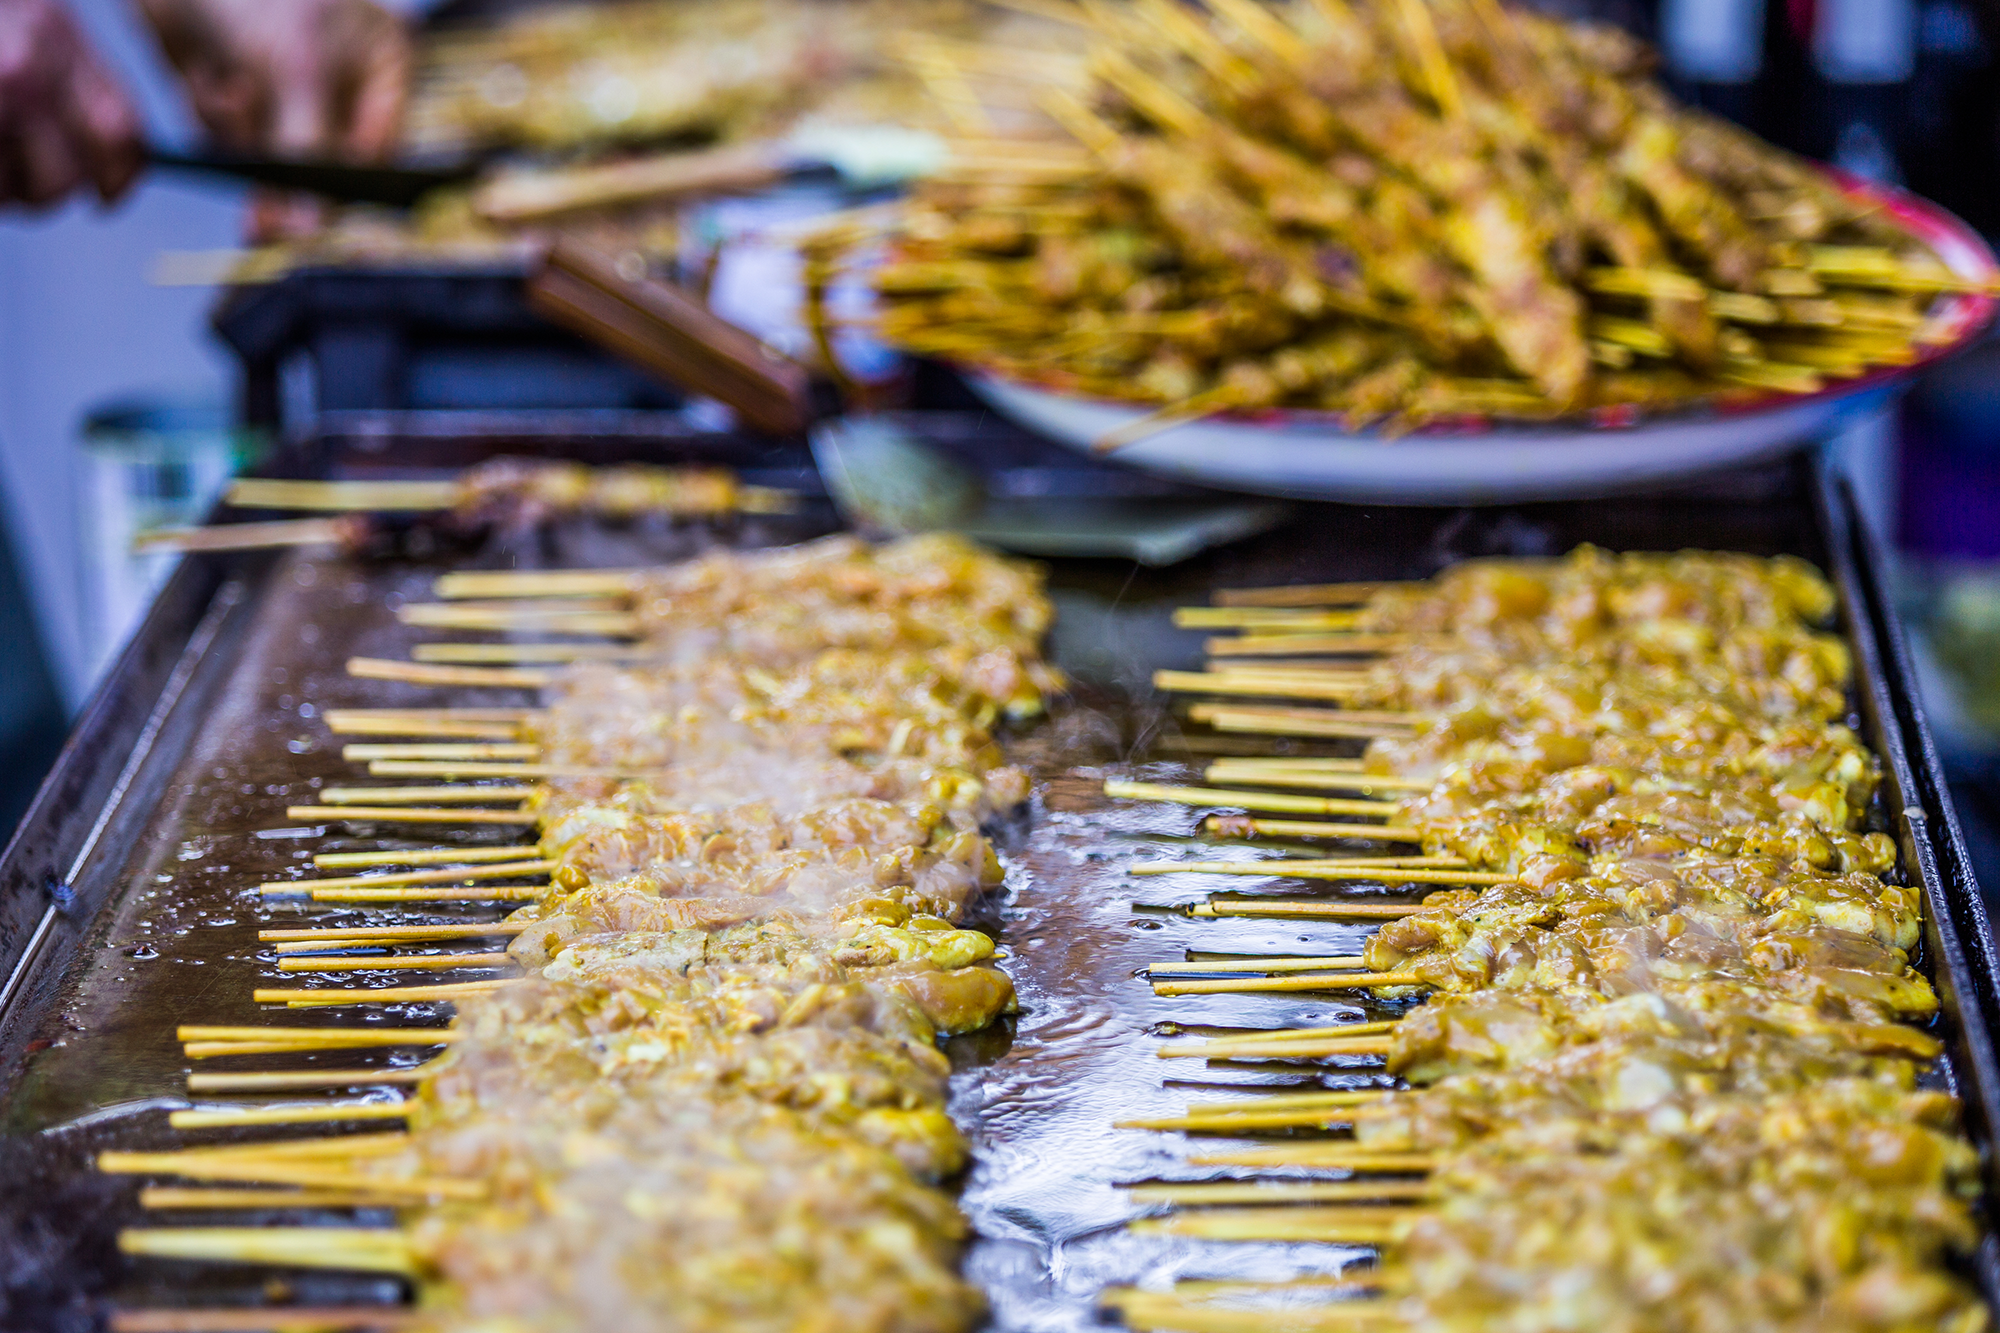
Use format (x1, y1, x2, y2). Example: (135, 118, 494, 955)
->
(1103, 780, 1409, 819)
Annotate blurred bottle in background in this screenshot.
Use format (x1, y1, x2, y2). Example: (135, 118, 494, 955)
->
(75, 397, 262, 680)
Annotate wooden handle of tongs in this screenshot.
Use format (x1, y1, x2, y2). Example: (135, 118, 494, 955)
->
(473, 143, 789, 225)
(525, 236, 814, 438)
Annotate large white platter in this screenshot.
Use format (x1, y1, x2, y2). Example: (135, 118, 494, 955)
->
(965, 178, 1998, 505)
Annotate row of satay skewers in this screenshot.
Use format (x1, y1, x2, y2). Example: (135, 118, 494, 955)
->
(101, 534, 1055, 1332)
(1082, 556, 1981, 1331)
(134, 458, 804, 556)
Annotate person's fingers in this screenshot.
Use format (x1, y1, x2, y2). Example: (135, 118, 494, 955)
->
(65, 53, 144, 200)
(15, 113, 84, 205)
(183, 66, 262, 151)
(265, 39, 329, 158)
(340, 12, 409, 162)
(0, 133, 20, 205)
(244, 186, 324, 241)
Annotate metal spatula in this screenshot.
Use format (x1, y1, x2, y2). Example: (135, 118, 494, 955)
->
(810, 417, 1288, 566)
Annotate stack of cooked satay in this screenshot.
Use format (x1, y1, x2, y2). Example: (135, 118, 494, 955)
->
(108, 533, 1061, 1333)
(807, 0, 1989, 433)
(1103, 548, 1986, 1332)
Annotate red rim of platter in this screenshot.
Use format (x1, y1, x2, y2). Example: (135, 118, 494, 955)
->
(958, 172, 1999, 436)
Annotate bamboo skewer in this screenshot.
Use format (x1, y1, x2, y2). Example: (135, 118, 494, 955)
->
(296, 884, 549, 904)
(258, 860, 554, 895)
(284, 806, 537, 825)
(1188, 1148, 1435, 1171)
(340, 743, 540, 761)
(186, 1041, 429, 1058)
(229, 478, 462, 512)
(1174, 856, 1465, 870)
(322, 708, 538, 721)
(1108, 1295, 1405, 1332)
(124, 1168, 457, 1199)
(253, 981, 521, 1006)
(117, 1227, 418, 1275)
(1158, 1033, 1401, 1058)
(169, 1103, 410, 1129)
(1148, 956, 1369, 975)
(363, 761, 652, 779)
(1105, 781, 1402, 819)
(1202, 766, 1430, 792)
(1091, 386, 1247, 452)
(1195, 897, 1419, 920)
(412, 643, 654, 664)
(1210, 660, 1380, 675)
(395, 605, 640, 636)
(1125, 1181, 1431, 1204)
(1179, 1084, 1401, 1112)
(402, 597, 628, 615)
(1136, 861, 1510, 885)
(178, 1026, 461, 1046)
(110, 1306, 424, 1331)
(1152, 973, 1424, 997)
(347, 658, 553, 689)
(318, 780, 540, 800)
(1185, 902, 1420, 921)
(1188, 704, 1424, 739)
(274, 952, 517, 974)
(260, 922, 528, 943)
(1213, 581, 1409, 607)
(325, 714, 528, 739)
(1174, 608, 1366, 631)
(133, 518, 367, 554)
(1201, 756, 1370, 771)
(1188, 704, 1421, 730)
(312, 844, 540, 866)
(1130, 1207, 1420, 1242)
(104, 1134, 412, 1163)
(1117, 1104, 1379, 1130)
(1207, 634, 1414, 657)
(185, 1070, 436, 1092)
(1205, 817, 1424, 842)
(272, 940, 465, 954)
(1157, 670, 1372, 701)
(137, 1187, 415, 1210)
(434, 569, 644, 599)
(1161, 1019, 1400, 1043)
(103, 1159, 478, 1201)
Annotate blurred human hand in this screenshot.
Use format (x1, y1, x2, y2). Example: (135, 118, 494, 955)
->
(0, 0, 144, 206)
(138, 0, 411, 162)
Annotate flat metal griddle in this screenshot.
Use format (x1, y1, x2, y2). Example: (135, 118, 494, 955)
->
(1, 420, 1994, 1331)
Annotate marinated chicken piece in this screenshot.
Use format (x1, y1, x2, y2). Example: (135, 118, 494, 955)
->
(622, 534, 1059, 702)
(1392, 1083, 1982, 1333)
(411, 1098, 982, 1333)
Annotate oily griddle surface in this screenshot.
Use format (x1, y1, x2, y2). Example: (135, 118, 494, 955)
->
(0, 467, 1848, 1330)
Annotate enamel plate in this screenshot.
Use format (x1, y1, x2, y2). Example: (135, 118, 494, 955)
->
(964, 178, 1998, 504)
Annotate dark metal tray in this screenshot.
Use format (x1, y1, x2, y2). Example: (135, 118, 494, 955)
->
(1, 422, 1994, 1330)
